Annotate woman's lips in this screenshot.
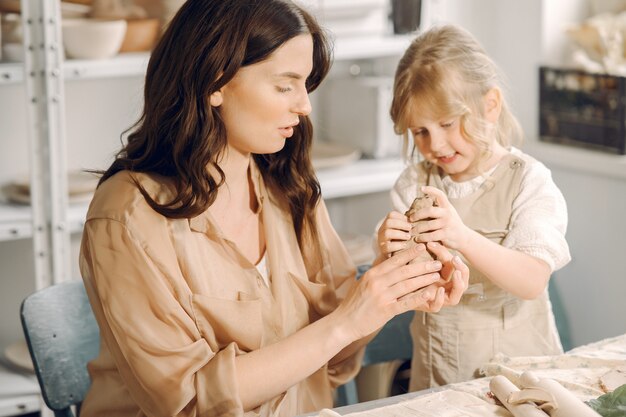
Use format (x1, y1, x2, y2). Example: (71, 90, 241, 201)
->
(279, 127, 294, 138)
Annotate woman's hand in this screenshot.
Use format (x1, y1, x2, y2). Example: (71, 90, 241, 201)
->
(377, 210, 412, 258)
(409, 186, 473, 252)
(335, 244, 464, 341)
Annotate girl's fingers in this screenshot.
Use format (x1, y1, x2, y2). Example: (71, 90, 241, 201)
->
(425, 241, 453, 262)
(380, 228, 412, 242)
(420, 230, 444, 243)
(380, 241, 409, 256)
(427, 287, 446, 312)
(411, 218, 442, 235)
(382, 219, 412, 233)
(444, 271, 463, 305)
(387, 210, 408, 219)
(421, 185, 450, 208)
(383, 211, 411, 226)
(408, 206, 444, 222)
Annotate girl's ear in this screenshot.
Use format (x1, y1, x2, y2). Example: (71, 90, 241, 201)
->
(209, 90, 223, 107)
(484, 87, 502, 123)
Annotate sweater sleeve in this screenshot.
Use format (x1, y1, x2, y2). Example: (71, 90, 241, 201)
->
(502, 157, 572, 272)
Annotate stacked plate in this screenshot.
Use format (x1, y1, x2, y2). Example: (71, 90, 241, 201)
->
(311, 140, 361, 170)
(3, 170, 99, 205)
(3, 340, 33, 373)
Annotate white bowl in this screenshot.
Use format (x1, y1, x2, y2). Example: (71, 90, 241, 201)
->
(62, 18, 127, 60)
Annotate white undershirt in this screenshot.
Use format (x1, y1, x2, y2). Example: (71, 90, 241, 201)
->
(255, 251, 270, 287)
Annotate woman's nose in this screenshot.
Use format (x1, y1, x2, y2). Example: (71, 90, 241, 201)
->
(292, 90, 312, 116)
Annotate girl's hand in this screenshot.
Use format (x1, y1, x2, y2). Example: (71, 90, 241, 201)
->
(409, 186, 473, 252)
(377, 210, 412, 258)
(335, 244, 446, 341)
(425, 241, 469, 307)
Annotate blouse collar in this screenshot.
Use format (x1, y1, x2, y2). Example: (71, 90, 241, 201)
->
(188, 156, 265, 236)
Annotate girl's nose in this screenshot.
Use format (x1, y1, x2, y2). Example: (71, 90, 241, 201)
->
(428, 130, 446, 152)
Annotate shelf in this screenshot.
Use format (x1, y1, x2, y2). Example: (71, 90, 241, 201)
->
(0, 201, 88, 242)
(0, 364, 40, 416)
(63, 52, 150, 80)
(0, 34, 411, 84)
(333, 34, 413, 60)
(0, 204, 32, 242)
(0, 63, 23, 85)
(524, 140, 626, 180)
(318, 157, 403, 199)
(0, 158, 403, 241)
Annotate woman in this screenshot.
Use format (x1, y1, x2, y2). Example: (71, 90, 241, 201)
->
(79, 1, 469, 416)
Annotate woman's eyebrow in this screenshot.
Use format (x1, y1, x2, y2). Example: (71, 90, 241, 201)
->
(274, 72, 303, 80)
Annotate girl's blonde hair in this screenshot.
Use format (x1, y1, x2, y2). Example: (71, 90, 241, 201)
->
(390, 25, 522, 166)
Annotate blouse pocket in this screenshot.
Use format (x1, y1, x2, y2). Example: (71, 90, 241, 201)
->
(191, 293, 263, 352)
(289, 272, 328, 301)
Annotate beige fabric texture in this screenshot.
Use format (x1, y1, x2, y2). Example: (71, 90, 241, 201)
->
(407, 154, 563, 390)
(313, 333, 626, 417)
(79, 159, 361, 417)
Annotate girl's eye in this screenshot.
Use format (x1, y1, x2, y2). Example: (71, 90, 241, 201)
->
(276, 86, 291, 93)
(412, 129, 426, 137)
(441, 120, 455, 128)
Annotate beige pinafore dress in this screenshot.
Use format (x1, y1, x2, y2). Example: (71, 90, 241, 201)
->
(409, 154, 563, 391)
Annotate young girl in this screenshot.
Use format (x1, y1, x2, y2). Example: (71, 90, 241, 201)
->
(78, 2, 469, 416)
(376, 25, 571, 391)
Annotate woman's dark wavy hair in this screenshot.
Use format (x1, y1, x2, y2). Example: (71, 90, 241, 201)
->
(99, 0, 332, 248)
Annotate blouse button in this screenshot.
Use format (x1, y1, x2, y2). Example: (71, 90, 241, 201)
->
(510, 160, 522, 169)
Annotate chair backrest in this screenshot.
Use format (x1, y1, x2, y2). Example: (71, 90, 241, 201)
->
(20, 280, 100, 417)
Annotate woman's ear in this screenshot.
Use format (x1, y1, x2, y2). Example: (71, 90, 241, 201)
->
(484, 87, 502, 123)
(209, 90, 223, 107)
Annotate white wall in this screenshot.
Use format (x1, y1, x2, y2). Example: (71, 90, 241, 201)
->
(549, 167, 626, 346)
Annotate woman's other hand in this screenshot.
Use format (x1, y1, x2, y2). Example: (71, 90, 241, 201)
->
(334, 244, 454, 341)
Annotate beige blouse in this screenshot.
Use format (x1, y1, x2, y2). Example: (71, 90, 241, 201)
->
(79, 160, 360, 417)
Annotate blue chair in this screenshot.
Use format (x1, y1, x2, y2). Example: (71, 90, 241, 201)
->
(20, 280, 100, 417)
